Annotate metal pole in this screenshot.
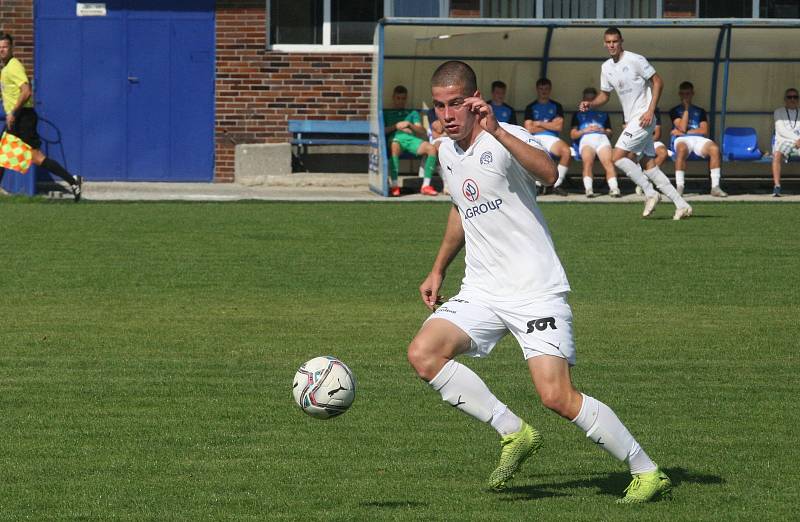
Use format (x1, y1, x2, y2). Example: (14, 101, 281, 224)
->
(540, 25, 554, 80)
(708, 24, 727, 141)
(720, 25, 733, 145)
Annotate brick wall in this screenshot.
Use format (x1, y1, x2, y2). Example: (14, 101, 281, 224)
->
(0, 0, 34, 75)
(215, 1, 373, 181)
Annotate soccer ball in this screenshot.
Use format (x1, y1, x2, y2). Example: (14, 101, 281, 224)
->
(292, 356, 356, 419)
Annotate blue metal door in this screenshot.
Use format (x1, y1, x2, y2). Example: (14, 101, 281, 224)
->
(34, 0, 215, 183)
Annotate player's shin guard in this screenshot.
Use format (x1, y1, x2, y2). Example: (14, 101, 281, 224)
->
(572, 394, 657, 475)
(389, 156, 400, 186)
(554, 164, 568, 188)
(644, 167, 689, 208)
(614, 158, 657, 197)
(429, 360, 521, 435)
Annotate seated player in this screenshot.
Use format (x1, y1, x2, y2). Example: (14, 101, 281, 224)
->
(487, 80, 517, 125)
(772, 87, 800, 197)
(383, 85, 438, 196)
(669, 81, 727, 197)
(570, 87, 620, 198)
(524, 78, 571, 194)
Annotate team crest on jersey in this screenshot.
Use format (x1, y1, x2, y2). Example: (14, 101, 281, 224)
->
(479, 151, 493, 165)
(462, 179, 480, 202)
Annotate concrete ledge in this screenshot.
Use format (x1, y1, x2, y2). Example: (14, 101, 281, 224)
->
(235, 143, 291, 186)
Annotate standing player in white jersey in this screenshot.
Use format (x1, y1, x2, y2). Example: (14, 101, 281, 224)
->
(406, 60, 672, 504)
(580, 27, 692, 220)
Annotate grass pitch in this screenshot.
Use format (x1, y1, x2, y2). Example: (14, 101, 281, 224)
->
(0, 200, 797, 520)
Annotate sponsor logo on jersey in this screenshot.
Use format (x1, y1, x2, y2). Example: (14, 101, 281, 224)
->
(526, 317, 557, 333)
(462, 199, 503, 220)
(462, 179, 480, 202)
(479, 151, 493, 165)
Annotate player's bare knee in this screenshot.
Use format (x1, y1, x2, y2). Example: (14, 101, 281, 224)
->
(407, 337, 444, 381)
(538, 388, 572, 417)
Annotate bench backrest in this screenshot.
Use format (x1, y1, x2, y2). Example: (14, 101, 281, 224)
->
(288, 120, 370, 135)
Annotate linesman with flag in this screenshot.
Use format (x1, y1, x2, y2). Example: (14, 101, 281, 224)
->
(0, 33, 82, 200)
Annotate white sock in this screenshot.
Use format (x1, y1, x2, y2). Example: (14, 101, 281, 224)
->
(675, 170, 685, 188)
(490, 403, 523, 436)
(644, 166, 690, 209)
(422, 177, 432, 187)
(583, 176, 593, 192)
(554, 164, 568, 188)
(607, 176, 619, 192)
(710, 168, 721, 187)
(614, 158, 657, 197)
(572, 394, 657, 475)
(429, 360, 519, 435)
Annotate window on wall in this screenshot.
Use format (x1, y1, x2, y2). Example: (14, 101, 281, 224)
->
(605, 0, 658, 18)
(483, 0, 535, 18)
(761, 0, 800, 18)
(269, 0, 383, 50)
(700, 0, 751, 17)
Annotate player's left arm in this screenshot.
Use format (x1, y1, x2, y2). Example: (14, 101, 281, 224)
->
(689, 110, 709, 136)
(465, 97, 556, 185)
(639, 72, 663, 127)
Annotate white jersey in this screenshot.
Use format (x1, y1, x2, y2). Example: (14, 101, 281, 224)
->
(437, 123, 571, 299)
(774, 107, 800, 144)
(601, 50, 656, 123)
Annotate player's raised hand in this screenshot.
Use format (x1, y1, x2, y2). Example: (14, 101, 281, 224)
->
(464, 96, 499, 135)
(578, 101, 591, 112)
(419, 272, 444, 311)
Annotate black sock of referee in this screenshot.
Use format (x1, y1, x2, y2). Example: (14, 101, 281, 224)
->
(0, 167, 5, 184)
(40, 157, 77, 185)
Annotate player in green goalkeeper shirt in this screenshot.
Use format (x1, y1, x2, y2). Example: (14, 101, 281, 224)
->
(384, 85, 439, 196)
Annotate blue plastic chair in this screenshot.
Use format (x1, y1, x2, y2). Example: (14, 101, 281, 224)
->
(722, 127, 763, 161)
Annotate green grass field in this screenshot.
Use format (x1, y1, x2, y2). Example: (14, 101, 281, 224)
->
(0, 200, 797, 520)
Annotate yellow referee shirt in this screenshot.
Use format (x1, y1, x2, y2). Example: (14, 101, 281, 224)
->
(0, 57, 34, 115)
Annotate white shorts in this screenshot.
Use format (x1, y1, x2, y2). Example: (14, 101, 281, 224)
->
(674, 136, 712, 158)
(654, 140, 666, 150)
(532, 134, 563, 154)
(615, 120, 656, 158)
(773, 136, 800, 156)
(579, 133, 612, 154)
(426, 291, 577, 366)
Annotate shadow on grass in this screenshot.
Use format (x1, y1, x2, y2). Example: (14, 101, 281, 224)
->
(497, 467, 723, 501)
(359, 500, 428, 508)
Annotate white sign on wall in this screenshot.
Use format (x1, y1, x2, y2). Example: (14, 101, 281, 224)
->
(76, 3, 107, 17)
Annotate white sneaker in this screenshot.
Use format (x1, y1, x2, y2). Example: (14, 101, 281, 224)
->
(642, 194, 660, 217)
(710, 186, 728, 197)
(677, 185, 685, 196)
(585, 189, 597, 198)
(673, 205, 693, 220)
(609, 188, 622, 198)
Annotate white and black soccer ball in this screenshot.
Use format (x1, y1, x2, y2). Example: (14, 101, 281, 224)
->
(292, 356, 356, 419)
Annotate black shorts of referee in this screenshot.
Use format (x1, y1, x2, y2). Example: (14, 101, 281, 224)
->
(7, 107, 42, 150)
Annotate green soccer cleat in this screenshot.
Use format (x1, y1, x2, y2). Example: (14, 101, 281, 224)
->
(487, 422, 543, 491)
(616, 468, 673, 504)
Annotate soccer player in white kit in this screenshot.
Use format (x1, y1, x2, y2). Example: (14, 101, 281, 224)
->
(406, 60, 672, 503)
(579, 27, 692, 220)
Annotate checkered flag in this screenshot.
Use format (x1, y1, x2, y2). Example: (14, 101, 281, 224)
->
(0, 131, 32, 174)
